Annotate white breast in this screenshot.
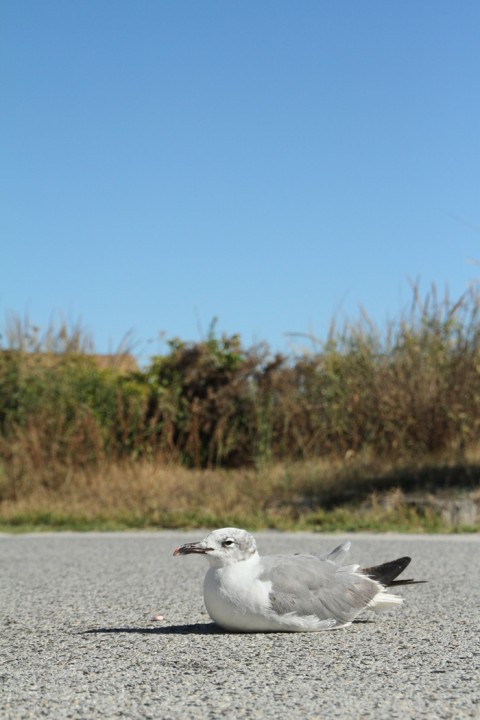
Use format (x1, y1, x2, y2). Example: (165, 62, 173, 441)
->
(203, 558, 275, 632)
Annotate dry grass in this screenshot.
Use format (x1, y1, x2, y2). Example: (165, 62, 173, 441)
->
(0, 461, 287, 528)
(1, 455, 477, 531)
(1, 286, 480, 532)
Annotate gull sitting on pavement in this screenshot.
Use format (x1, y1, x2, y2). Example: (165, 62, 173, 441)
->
(173, 527, 422, 632)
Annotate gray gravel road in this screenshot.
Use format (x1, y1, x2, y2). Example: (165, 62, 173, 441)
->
(1, 532, 479, 719)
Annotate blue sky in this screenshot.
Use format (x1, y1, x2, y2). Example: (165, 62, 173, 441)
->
(2, 1, 479, 361)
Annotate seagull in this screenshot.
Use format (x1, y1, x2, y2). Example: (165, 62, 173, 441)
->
(173, 527, 421, 632)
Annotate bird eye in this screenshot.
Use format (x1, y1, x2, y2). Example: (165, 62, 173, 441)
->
(222, 539, 235, 547)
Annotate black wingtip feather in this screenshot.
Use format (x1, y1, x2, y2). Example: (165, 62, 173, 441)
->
(362, 556, 423, 586)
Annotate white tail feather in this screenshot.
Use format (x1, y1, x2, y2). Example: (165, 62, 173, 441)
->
(368, 590, 403, 613)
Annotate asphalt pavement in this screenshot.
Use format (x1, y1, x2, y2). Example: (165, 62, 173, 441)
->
(1, 531, 479, 719)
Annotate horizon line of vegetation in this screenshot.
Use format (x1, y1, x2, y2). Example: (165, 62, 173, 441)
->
(1, 282, 480, 531)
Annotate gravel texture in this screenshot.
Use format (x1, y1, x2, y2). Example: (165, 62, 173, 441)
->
(1, 531, 479, 719)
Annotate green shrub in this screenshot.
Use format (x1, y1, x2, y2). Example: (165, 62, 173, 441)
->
(2, 284, 480, 491)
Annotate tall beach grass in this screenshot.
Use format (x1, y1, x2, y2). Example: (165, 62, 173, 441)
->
(1, 285, 479, 530)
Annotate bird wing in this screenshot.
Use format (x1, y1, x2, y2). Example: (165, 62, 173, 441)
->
(322, 540, 352, 565)
(259, 554, 381, 625)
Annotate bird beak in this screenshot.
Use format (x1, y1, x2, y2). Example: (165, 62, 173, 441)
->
(173, 541, 212, 556)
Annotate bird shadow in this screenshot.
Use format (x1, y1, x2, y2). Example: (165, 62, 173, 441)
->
(79, 619, 375, 637)
(80, 622, 224, 636)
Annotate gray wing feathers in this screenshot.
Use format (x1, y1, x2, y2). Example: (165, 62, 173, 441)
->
(260, 554, 381, 625)
(323, 541, 351, 564)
